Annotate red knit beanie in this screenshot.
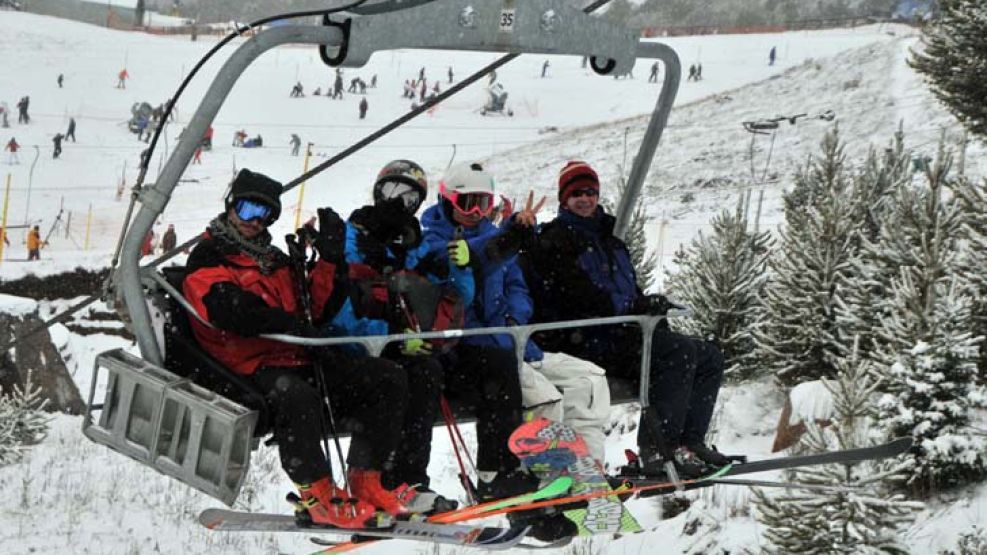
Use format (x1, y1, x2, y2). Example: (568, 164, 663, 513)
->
(558, 161, 599, 204)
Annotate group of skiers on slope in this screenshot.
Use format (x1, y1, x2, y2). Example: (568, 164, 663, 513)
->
(181, 160, 726, 540)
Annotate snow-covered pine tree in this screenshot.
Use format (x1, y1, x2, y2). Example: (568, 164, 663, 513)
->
(753, 337, 924, 554)
(0, 372, 51, 467)
(665, 195, 773, 379)
(909, 0, 987, 139)
(751, 128, 858, 385)
(870, 151, 987, 495)
(834, 128, 911, 362)
(950, 177, 987, 382)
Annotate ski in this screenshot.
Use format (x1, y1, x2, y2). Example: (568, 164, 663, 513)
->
(199, 508, 529, 550)
(311, 476, 574, 553)
(472, 437, 913, 517)
(429, 475, 574, 524)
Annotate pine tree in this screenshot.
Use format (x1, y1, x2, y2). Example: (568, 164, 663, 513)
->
(950, 177, 987, 382)
(0, 372, 51, 467)
(834, 128, 912, 363)
(666, 196, 773, 378)
(909, 0, 987, 139)
(870, 151, 987, 495)
(751, 129, 858, 385)
(753, 338, 924, 554)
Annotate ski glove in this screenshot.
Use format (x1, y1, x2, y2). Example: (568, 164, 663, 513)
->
(356, 231, 388, 269)
(447, 239, 470, 267)
(638, 294, 681, 316)
(312, 207, 346, 263)
(400, 329, 433, 356)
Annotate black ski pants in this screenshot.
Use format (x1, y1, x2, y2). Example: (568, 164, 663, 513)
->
(382, 355, 444, 489)
(251, 356, 408, 485)
(558, 325, 724, 456)
(440, 343, 523, 473)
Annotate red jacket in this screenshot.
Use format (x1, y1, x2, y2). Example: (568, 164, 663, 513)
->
(183, 230, 342, 375)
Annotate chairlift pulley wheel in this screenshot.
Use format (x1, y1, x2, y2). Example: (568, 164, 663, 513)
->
(590, 56, 616, 76)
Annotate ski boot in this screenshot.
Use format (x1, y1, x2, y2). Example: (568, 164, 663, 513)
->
(685, 442, 731, 467)
(395, 484, 458, 514)
(348, 468, 429, 519)
(508, 511, 578, 543)
(292, 476, 392, 529)
(475, 468, 541, 502)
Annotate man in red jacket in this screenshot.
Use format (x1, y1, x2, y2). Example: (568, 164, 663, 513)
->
(183, 169, 426, 529)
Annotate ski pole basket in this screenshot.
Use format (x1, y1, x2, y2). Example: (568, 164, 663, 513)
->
(82, 349, 258, 506)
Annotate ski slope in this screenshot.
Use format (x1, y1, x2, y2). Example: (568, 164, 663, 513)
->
(0, 11, 949, 281)
(1, 10, 986, 555)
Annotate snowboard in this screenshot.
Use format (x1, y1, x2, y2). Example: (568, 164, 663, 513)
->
(508, 417, 643, 536)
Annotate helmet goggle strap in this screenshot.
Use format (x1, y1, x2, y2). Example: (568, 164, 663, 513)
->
(234, 198, 274, 224)
(444, 190, 495, 217)
(377, 180, 423, 213)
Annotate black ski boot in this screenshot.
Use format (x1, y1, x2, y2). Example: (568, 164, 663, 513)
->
(685, 443, 730, 467)
(508, 511, 577, 542)
(476, 469, 540, 502)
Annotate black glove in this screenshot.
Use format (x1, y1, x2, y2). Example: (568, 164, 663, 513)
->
(637, 294, 681, 316)
(356, 230, 387, 269)
(302, 207, 346, 263)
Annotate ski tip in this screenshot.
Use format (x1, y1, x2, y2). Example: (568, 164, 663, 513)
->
(197, 508, 224, 529)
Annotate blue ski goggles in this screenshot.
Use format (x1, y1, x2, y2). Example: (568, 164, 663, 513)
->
(234, 198, 274, 223)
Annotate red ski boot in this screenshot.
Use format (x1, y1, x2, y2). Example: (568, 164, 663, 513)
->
(347, 468, 419, 518)
(294, 476, 391, 529)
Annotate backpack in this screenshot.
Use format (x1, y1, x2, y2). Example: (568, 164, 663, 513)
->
(348, 263, 464, 352)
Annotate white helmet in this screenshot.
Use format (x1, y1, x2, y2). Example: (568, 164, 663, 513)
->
(439, 163, 497, 217)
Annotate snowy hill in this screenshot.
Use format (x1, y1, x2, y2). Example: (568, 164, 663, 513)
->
(1, 11, 986, 555)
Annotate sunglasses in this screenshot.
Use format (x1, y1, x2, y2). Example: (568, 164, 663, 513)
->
(377, 180, 423, 212)
(443, 189, 496, 217)
(235, 198, 274, 223)
(569, 188, 599, 199)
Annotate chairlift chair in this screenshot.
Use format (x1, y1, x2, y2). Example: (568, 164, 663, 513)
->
(83, 0, 683, 506)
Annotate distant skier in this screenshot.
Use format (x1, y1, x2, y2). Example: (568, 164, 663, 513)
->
(52, 133, 64, 159)
(489, 69, 497, 85)
(0, 102, 9, 127)
(687, 64, 697, 82)
(117, 68, 129, 89)
(541, 59, 550, 78)
(769, 46, 777, 66)
(313, 87, 322, 96)
(359, 97, 368, 119)
(27, 225, 42, 260)
(161, 223, 177, 253)
(418, 66, 425, 83)
(581, 55, 588, 68)
(232, 129, 247, 147)
(192, 146, 203, 164)
(447, 66, 453, 84)
(649, 61, 659, 83)
(140, 228, 155, 257)
(419, 80, 427, 103)
(66, 117, 76, 142)
(57, 73, 64, 88)
(16, 96, 29, 124)
(696, 63, 703, 80)
(4, 137, 19, 164)
(348, 77, 359, 93)
(333, 71, 344, 99)
(370, 74, 377, 88)
(290, 82, 304, 97)
(289, 133, 301, 156)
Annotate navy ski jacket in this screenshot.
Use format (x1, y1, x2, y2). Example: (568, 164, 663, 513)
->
(420, 204, 543, 362)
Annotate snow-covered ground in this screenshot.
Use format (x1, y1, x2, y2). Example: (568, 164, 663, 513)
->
(1, 10, 985, 555)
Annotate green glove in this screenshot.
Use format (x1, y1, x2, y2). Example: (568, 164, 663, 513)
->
(401, 329, 433, 356)
(447, 239, 470, 267)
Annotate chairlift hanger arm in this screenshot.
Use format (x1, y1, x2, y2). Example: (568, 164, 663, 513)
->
(328, 0, 637, 76)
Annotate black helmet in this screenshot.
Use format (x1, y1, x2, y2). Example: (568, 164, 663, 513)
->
(373, 159, 428, 213)
(225, 168, 282, 224)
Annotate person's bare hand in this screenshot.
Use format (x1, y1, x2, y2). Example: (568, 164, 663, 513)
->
(514, 191, 546, 228)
